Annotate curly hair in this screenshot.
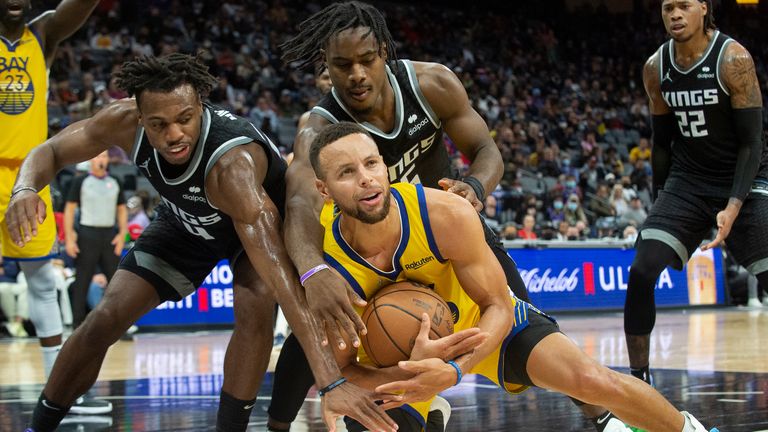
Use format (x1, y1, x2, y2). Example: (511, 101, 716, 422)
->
(280, 1, 397, 71)
(113, 53, 218, 105)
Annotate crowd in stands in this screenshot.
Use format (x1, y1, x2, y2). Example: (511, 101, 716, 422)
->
(35, 0, 768, 245)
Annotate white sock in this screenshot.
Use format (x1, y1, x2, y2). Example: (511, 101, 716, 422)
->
(41, 344, 62, 379)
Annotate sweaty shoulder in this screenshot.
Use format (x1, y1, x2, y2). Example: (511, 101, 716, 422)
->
(87, 99, 140, 153)
(411, 61, 466, 116)
(422, 186, 478, 230)
(642, 51, 661, 95)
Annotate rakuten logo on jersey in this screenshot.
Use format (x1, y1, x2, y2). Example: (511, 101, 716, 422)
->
(519, 268, 579, 293)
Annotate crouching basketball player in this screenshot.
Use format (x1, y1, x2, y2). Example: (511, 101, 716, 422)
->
(309, 122, 718, 432)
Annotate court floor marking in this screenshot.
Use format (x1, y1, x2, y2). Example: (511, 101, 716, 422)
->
(684, 391, 764, 395)
(716, 398, 748, 403)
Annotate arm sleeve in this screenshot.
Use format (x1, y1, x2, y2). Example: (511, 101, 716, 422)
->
(113, 176, 127, 205)
(730, 107, 764, 202)
(650, 114, 676, 201)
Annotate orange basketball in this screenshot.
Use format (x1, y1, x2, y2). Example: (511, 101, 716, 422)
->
(360, 280, 454, 368)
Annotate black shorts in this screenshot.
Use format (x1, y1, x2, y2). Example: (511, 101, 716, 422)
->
(118, 211, 243, 302)
(641, 188, 768, 273)
(502, 307, 561, 387)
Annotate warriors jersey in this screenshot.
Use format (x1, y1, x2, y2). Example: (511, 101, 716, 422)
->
(322, 182, 530, 426)
(0, 25, 47, 161)
(131, 104, 286, 256)
(0, 24, 56, 259)
(658, 30, 768, 197)
(313, 60, 452, 187)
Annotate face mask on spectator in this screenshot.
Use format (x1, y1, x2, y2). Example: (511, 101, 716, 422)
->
(554, 201, 563, 210)
(566, 180, 576, 188)
(567, 202, 578, 211)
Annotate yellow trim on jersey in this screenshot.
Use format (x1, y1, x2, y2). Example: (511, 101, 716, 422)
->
(322, 182, 529, 426)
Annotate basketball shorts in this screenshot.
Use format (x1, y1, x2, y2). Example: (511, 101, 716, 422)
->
(118, 207, 243, 302)
(640, 187, 768, 274)
(346, 300, 561, 431)
(0, 164, 57, 259)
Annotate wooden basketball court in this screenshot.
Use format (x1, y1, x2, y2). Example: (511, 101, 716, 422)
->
(1, 307, 766, 431)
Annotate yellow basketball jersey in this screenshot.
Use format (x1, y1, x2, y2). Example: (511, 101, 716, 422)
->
(0, 25, 48, 161)
(0, 25, 56, 259)
(322, 183, 530, 427)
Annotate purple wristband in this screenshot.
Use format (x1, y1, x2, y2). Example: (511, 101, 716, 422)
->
(300, 264, 330, 287)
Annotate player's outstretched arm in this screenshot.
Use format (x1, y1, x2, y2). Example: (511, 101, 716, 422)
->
(703, 42, 764, 250)
(643, 51, 675, 202)
(31, 0, 100, 62)
(285, 114, 368, 350)
(207, 144, 398, 432)
(416, 62, 503, 210)
(376, 189, 512, 404)
(6, 100, 138, 247)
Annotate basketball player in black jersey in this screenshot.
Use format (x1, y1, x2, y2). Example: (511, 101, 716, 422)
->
(267, 2, 628, 431)
(6, 54, 399, 432)
(625, 0, 766, 386)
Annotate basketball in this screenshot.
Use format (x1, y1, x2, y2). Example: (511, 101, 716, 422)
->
(360, 280, 454, 368)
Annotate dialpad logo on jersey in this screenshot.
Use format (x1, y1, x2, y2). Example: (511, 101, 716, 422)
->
(387, 131, 437, 184)
(407, 117, 429, 136)
(697, 66, 715, 80)
(183, 185, 206, 203)
(161, 196, 221, 240)
(0, 55, 34, 115)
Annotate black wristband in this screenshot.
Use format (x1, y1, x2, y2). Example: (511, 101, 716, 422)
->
(317, 377, 347, 397)
(461, 176, 485, 200)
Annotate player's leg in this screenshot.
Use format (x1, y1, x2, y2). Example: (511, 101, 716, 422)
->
(69, 228, 103, 328)
(29, 268, 161, 431)
(625, 190, 710, 384)
(19, 259, 63, 377)
(217, 255, 276, 432)
(267, 332, 315, 430)
(523, 325, 710, 431)
(726, 194, 768, 306)
(501, 307, 628, 432)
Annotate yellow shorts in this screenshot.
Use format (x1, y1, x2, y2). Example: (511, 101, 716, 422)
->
(0, 165, 57, 259)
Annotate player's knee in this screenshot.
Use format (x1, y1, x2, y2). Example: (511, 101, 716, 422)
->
(78, 306, 125, 347)
(568, 364, 620, 404)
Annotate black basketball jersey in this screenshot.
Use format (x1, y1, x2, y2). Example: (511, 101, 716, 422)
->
(312, 59, 452, 187)
(131, 103, 286, 254)
(659, 30, 768, 197)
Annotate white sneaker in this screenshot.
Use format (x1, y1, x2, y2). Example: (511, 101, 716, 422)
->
(747, 298, 763, 307)
(426, 395, 451, 430)
(681, 411, 719, 432)
(602, 417, 632, 432)
(69, 396, 113, 415)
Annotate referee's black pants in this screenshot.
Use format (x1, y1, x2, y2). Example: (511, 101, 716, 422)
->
(70, 226, 120, 328)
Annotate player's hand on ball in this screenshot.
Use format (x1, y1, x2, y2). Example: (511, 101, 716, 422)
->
(438, 178, 483, 211)
(321, 381, 400, 432)
(5, 189, 46, 247)
(409, 313, 488, 362)
(304, 268, 367, 350)
(376, 358, 459, 408)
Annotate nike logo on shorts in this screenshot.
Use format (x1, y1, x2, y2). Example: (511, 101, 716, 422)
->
(596, 411, 612, 425)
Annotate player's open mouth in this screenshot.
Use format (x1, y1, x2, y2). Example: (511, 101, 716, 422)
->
(6, 4, 24, 16)
(167, 144, 190, 160)
(670, 24, 685, 33)
(360, 192, 382, 205)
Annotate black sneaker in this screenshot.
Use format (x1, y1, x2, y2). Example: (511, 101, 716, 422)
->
(68, 396, 112, 415)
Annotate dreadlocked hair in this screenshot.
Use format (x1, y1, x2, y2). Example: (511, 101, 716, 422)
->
(114, 53, 218, 105)
(700, 0, 716, 32)
(280, 1, 397, 71)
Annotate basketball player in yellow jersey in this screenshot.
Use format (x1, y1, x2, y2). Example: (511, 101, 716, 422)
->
(0, 0, 107, 415)
(309, 121, 718, 432)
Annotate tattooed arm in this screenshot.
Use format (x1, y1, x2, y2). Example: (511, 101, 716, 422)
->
(703, 41, 764, 250)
